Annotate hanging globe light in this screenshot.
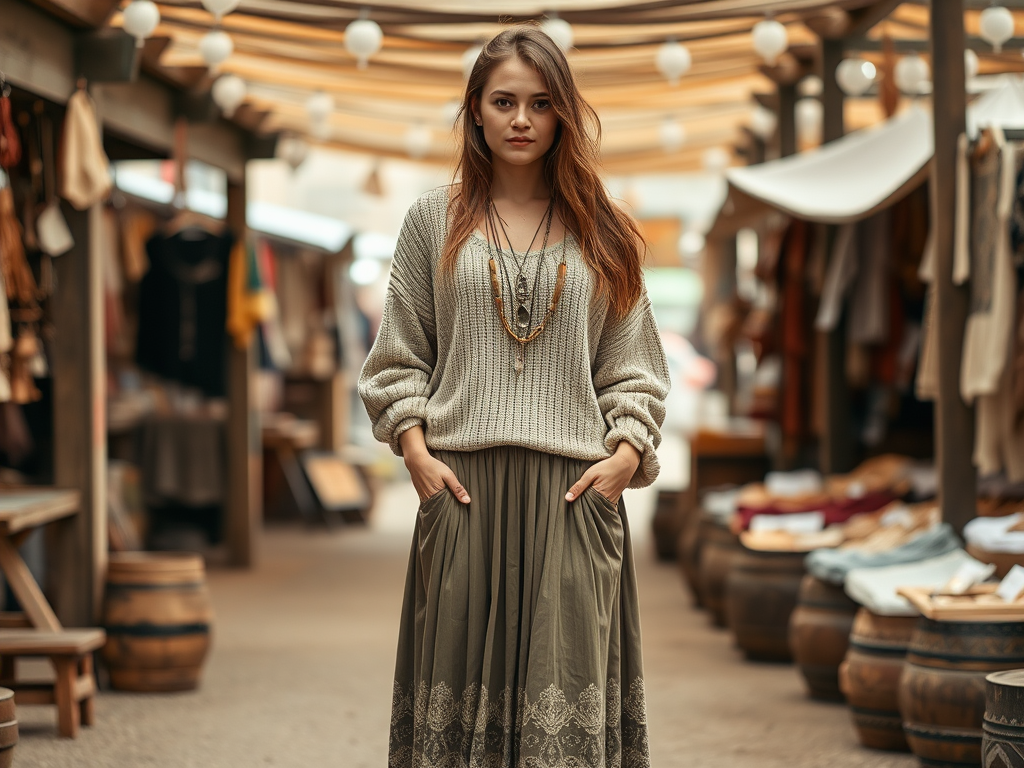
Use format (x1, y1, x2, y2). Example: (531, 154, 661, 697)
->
(305, 91, 334, 124)
(404, 124, 432, 159)
(541, 16, 574, 52)
(462, 45, 483, 80)
(979, 6, 1015, 53)
(835, 58, 876, 96)
(200, 0, 240, 20)
(656, 41, 692, 86)
(752, 19, 788, 65)
(679, 230, 706, 257)
(659, 118, 686, 153)
(703, 146, 731, 173)
(894, 53, 930, 95)
(278, 135, 310, 171)
(345, 17, 384, 69)
(796, 98, 823, 144)
(211, 74, 246, 117)
(442, 100, 461, 127)
(965, 48, 980, 79)
(750, 105, 777, 139)
(122, 0, 160, 48)
(199, 29, 233, 72)
(799, 75, 823, 97)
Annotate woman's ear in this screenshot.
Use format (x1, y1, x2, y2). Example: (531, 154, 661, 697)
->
(470, 96, 482, 126)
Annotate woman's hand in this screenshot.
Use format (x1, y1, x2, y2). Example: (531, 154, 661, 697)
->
(400, 426, 471, 504)
(565, 442, 641, 505)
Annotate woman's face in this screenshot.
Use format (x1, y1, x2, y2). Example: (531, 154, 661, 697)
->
(472, 55, 559, 169)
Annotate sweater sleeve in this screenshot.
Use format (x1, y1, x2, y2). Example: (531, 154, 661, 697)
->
(357, 199, 439, 456)
(592, 290, 671, 489)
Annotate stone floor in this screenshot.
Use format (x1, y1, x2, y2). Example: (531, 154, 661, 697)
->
(17, 482, 917, 767)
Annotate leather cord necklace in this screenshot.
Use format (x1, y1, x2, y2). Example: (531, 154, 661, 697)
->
(484, 199, 568, 374)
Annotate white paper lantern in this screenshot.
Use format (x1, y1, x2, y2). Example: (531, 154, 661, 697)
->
(200, 0, 240, 20)
(442, 100, 461, 127)
(980, 6, 1015, 53)
(462, 45, 483, 80)
(405, 124, 432, 159)
(211, 74, 246, 117)
(796, 98, 823, 143)
(895, 53, 930, 95)
(799, 75, 823, 97)
(965, 48, 980, 79)
(656, 41, 692, 86)
(659, 119, 686, 153)
(122, 0, 160, 48)
(679, 230, 706, 257)
(306, 91, 334, 124)
(750, 105, 777, 139)
(703, 146, 730, 173)
(199, 30, 233, 71)
(752, 19, 788, 65)
(541, 17, 574, 52)
(836, 58, 876, 96)
(345, 18, 383, 69)
(278, 135, 309, 170)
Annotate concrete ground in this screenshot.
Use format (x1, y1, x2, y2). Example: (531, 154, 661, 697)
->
(17, 482, 917, 768)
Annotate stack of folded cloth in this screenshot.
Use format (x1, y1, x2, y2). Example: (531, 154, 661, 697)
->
(963, 511, 1024, 576)
(844, 550, 986, 616)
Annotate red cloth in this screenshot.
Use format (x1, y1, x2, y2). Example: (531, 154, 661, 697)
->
(736, 490, 896, 531)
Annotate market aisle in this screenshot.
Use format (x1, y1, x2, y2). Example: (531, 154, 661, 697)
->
(17, 483, 917, 767)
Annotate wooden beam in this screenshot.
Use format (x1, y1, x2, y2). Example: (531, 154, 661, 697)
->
(226, 180, 260, 567)
(779, 83, 798, 158)
(930, 0, 976, 533)
(847, 0, 905, 37)
(29, 0, 119, 28)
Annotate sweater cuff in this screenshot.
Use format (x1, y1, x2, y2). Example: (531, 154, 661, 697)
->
(605, 415, 660, 489)
(374, 396, 429, 456)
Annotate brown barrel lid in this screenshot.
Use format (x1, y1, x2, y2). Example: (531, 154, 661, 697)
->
(985, 668, 1024, 724)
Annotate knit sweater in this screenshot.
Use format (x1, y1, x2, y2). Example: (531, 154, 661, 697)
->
(357, 187, 671, 489)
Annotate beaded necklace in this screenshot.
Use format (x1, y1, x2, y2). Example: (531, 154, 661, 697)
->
(484, 199, 568, 374)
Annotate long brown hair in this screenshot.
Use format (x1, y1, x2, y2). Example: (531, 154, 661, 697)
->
(444, 25, 645, 319)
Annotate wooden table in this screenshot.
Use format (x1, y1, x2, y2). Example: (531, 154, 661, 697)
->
(0, 489, 80, 632)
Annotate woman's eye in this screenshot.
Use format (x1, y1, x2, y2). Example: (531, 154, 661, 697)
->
(495, 98, 512, 108)
(534, 100, 551, 110)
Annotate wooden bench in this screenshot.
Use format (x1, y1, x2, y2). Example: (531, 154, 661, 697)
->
(0, 629, 105, 738)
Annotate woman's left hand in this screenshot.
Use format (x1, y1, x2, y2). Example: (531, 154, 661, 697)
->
(565, 442, 642, 505)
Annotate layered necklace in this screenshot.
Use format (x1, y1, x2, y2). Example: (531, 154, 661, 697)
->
(483, 198, 568, 374)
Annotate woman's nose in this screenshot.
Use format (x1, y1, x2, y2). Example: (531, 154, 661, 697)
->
(511, 107, 530, 128)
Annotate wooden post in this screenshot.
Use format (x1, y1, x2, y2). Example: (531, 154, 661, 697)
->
(50, 200, 107, 626)
(778, 83, 798, 158)
(930, 0, 975, 532)
(819, 37, 855, 473)
(225, 178, 260, 566)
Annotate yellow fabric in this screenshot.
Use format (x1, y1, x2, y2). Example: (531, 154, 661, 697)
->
(226, 241, 272, 349)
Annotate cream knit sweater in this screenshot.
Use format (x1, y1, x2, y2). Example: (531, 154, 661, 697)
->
(357, 187, 670, 489)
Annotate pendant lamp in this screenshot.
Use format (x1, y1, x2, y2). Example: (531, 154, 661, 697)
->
(211, 74, 246, 117)
(703, 147, 730, 173)
(656, 41, 692, 86)
(752, 19, 788, 65)
(750, 106, 777, 139)
(405, 125, 432, 159)
(796, 98, 823, 144)
(278, 135, 309, 171)
(122, 0, 160, 48)
(541, 16, 574, 52)
(200, 0, 239, 20)
(199, 30, 233, 71)
(894, 53, 929, 95)
(345, 17, 384, 69)
(836, 58, 876, 96)
(442, 100, 461, 127)
(659, 119, 686, 153)
(979, 6, 1015, 53)
(306, 91, 334, 124)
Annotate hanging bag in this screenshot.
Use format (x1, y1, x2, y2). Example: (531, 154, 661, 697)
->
(35, 110, 73, 257)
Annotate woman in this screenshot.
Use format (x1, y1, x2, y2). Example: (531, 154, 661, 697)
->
(359, 25, 670, 767)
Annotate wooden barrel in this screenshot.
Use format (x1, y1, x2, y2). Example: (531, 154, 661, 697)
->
(839, 609, 917, 751)
(983, 669, 1024, 768)
(677, 502, 705, 608)
(899, 618, 1024, 767)
(789, 575, 859, 701)
(698, 516, 741, 628)
(651, 489, 683, 561)
(0, 688, 16, 768)
(725, 547, 805, 661)
(102, 552, 214, 692)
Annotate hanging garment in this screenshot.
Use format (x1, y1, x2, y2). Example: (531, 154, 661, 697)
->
(815, 222, 858, 332)
(848, 209, 892, 346)
(390, 446, 649, 767)
(0, 93, 21, 171)
(140, 414, 226, 507)
(226, 239, 272, 350)
(119, 207, 155, 282)
(915, 233, 939, 401)
(136, 231, 233, 397)
(59, 89, 111, 210)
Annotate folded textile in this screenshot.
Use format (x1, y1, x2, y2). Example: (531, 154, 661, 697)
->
(844, 549, 982, 616)
(964, 512, 1024, 553)
(702, 487, 741, 523)
(737, 490, 895, 531)
(806, 523, 962, 585)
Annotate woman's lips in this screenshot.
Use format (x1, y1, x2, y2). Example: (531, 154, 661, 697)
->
(507, 137, 534, 146)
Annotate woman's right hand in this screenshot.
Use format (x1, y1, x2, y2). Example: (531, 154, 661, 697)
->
(399, 426, 471, 504)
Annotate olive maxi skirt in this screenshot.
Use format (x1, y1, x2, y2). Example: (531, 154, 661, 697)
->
(389, 446, 651, 768)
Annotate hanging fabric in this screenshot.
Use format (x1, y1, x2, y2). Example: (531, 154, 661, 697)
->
(36, 111, 73, 257)
(59, 87, 111, 211)
(0, 77, 21, 171)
